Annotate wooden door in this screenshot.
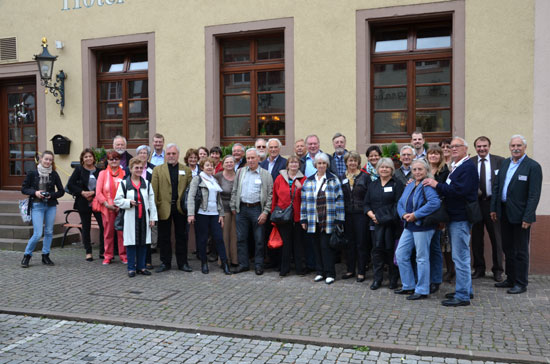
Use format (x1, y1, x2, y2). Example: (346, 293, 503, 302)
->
(0, 82, 38, 190)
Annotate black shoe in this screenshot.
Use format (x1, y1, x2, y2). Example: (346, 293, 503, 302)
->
(146, 263, 154, 270)
(441, 298, 470, 307)
(179, 264, 192, 272)
(201, 263, 209, 274)
(444, 292, 474, 299)
(230, 263, 239, 268)
(86, 254, 93, 262)
(471, 270, 485, 279)
(99, 254, 105, 260)
(389, 281, 399, 290)
(232, 266, 250, 274)
(138, 269, 152, 276)
(341, 272, 355, 280)
(41, 254, 55, 266)
(155, 264, 171, 273)
(255, 267, 264, 276)
(128, 271, 136, 278)
(222, 261, 232, 275)
(495, 280, 514, 288)
(370, 281, 382, 290)
(507, 285, 527, 294)
(407, 294, 428, 300)
(429, 283, 440, 294)
(21, 254, 31, 268)
(493, 272, 503, 282)
(394, 288, 415, 295)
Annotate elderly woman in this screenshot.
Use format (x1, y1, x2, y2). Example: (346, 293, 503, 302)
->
(198, 146, 210, 163)
(96, 150, 127, 265)
(341, 151, 371, 282)
(115, 157, 158, 277)
(361, 145, 381, 181)
(215, 155, 238, 266)
(134, 144, 156, 269)
(300, 153, 345, 285)
(272, 156, 307, 277)
(20, 151, 65, 268)
(395, 159, 441, 300)
(185, 148, 200, 177)
(188, 157, 232, 275)
(66, 148, 104, 261)
(438, 138, 453, 168)
(364, 157, 403, 290)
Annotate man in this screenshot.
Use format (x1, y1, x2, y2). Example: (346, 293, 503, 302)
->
(490, 135, 542, 294)
(260, 138, 287, 181)
(255, 138, 267, 162)
(113, 135, 133, 169)
(294, 139, 306, 159)
(300, 134, 337, 177)
(152, 144, 193, 273)
(424, 137, 479, 307)
(393, 145, 414, 186)
(331, 132, 348, 179)
(411, 131, 426, 160)
(232, 143, 247, 170)
(230, 148, 273, 275)
(150, 133, 165, 166)
(471, 136, 505, 281)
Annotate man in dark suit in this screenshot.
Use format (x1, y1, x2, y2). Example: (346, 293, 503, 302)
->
(260, 138, 287, 181)
(490, 135, 542, 294)
(471, 136, 505, 282)
(113, 135, 133, 170)
(232, 143, 247, 170)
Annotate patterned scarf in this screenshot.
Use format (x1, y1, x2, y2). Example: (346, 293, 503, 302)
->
(363, 162, 379, 181)
(37, 163, 52, 188)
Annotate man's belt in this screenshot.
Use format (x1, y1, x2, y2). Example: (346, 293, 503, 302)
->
(241, 202, 261, 208)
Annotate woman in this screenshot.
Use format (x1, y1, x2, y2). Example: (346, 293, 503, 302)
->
(96, 150, 127, 265)
(428, 145, 454, 284)
(210, 146, 223, 174)
(187, 157, 232, 275)
(361, 145, 381, 181)
(271, 156, 307, 277)
(341, 152, 371, 282)
(115, 158, 158, 277)
(438, 138, 453, 168)
(300, 153, 345, 285)
(198, 146, 209, 163)
(184, 148, 200, 177)
(214, 155, 238, 267)
(20, 151, 65, 268)
(135, 145, 156, 269)
(395, 159, 441, 300)
(364, 158, 403, 290)
(66, 148, 104, 261)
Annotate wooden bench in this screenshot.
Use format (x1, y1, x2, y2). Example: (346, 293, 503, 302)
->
(62, 209, 100, 248)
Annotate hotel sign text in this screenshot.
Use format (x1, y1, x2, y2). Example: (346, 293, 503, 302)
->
(62, 0, 124, 11)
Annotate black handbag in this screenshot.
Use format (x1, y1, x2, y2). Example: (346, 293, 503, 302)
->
(465, 199, 482, 224)
(181, 176, 203, 215)
(114, 180, 127, 231)
(271, 182, 295, 224)
(421, 188, 449, 226)
(329, 224, 350, 250)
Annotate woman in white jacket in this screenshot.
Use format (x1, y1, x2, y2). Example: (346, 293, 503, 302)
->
(115, 157, 158, 277)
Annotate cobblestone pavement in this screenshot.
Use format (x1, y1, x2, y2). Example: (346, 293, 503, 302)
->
(0, 314, 509, 364)
(1, 248, 549, 363)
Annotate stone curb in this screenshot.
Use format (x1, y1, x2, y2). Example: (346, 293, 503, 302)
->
(2, 307, 549, 364)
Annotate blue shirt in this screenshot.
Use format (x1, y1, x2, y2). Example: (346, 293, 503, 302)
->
(304, 153, 317, 178)
(333, 153, 346, 178)
(150, 150, 165, 166)
(241, 167, 261, 203)
(502, 154, 526, 202)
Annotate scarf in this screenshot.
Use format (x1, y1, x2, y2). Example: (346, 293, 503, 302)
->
(37, 163, 52, 188)
(106, 165, 125, 204)
(365, 162, 379, 181)
(345, 170, 360, 189)
(200, 171, 222, 192)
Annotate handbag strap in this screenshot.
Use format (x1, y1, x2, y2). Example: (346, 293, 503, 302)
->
(289, 178, 296, 204)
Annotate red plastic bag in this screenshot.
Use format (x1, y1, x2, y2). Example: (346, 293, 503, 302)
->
(268, 225, 283, 249)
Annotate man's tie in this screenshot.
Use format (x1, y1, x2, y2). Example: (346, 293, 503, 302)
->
(480, 158, 487, 199)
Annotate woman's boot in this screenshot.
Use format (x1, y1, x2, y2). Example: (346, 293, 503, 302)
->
(42, 253, 55, 266)
(21, 255, 31, 268)
(201, 261, 209, 274)
(222, 260, 232, 275)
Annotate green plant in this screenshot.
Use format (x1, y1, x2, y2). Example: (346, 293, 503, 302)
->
(92, 147, 107, 163)
(381, 141, 400, 162)
(353, 345, 370, 352)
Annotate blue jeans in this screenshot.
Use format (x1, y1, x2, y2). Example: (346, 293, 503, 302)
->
(396, 228, 434, 295)
(448, 221, 473, 301)
(25, 202, 57, 256)
(430, 230, 443, 284)
(126, 245, 147, 271)
(195, 214, 227, 263)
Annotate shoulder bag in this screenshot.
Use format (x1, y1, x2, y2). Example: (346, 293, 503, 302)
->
(114, 180, 127, 231)
(271, 181, 295, 224)
(421, 187, 449, 226)
(465, 199, 482, 224)
(329, 224, 350, 250)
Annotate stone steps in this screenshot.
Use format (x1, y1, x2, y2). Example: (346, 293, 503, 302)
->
(0, 232, 81, 252)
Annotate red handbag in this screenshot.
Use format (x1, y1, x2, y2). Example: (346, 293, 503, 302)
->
(267, 225, 283, 249)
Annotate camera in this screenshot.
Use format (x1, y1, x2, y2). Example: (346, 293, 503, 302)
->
(40, 191, 51, 199)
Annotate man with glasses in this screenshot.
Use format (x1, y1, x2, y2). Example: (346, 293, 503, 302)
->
(232, 143, 247, 171)
(394, 145, 414, 186)
(255, 138, 267, 162)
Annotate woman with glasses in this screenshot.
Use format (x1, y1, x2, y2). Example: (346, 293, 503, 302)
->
(134, 145, 156, 269)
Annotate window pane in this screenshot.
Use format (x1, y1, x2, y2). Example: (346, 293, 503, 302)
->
(23, 110, 35, 124)
(9, 144, 21, 158)
(24, 143, 36, 155)
(129, 122, 149, 140)
(257, 38, 284, 60)
(22, 93, 35, 108)
(416, 85, 451, 108)
(10, 161, 23, 176)
(24, 160, 36, 174)
(8, 128, 21, 142)
(374, 88, 407, 110)
(128, 100, 149, 118)
(258, 93, 285, 113)
(8, 94, 19, 108)
(416, 27, 451, 49)
(224, 73, 250, 94)
(23, 127, 36, 142)
(416, 60, 451, 84)
(258, 71, 284, 91)
(100, 102, 123, 120)
(101, 54, 125, 72)
(373, 112, 407, 134)
(129, 53, 148, 71)
(100, 122, 123, 140)
(100, 82, 122, 100)
(415, 110, 451, 132)
(374, 30, 408, 52)
(128, 80, 148, 99)
(224, 117, 250, 137)
(258, 115, 285, 136)
(374, 63, 407, 86)
(223, 41, 250, 62)
(9, 111, 16, 125)
(224, 95, 250, 115)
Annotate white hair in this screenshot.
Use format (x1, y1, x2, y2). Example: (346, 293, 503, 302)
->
(400, 145, 414, 155)
(452, 136, 468, 147)
(376, 157, 395, 175)
(246, 148, 259, 157)
(313, 152, 330, 167)
(411, 158, 433, 178)
(510, 134, 527, 146)
(232, 143, 245, 152)
(136, 145, 151, 156)
(165, 143, 180, 153)
(113, 135, 127, 144)
(267, 138, 282, 148)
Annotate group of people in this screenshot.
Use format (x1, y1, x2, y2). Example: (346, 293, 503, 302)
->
(20, 130, 542, 307)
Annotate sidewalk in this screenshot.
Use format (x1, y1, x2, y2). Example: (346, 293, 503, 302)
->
(1, 248, 549, 363)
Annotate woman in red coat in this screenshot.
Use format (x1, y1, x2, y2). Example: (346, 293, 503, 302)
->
(271, 156, 307, 276)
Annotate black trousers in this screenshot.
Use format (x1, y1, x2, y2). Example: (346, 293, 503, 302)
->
(277, 222, 305, 275)
(310, 227, 335, 278)
(157, 205, 188, 268)
(78, 208, 104, 255)
(371, 227, 399, 284)
(472, 198, 503, 274)
(500, 205, 531, 287)
(344, 213, 370, 275)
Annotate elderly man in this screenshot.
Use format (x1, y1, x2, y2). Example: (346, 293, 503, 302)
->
(294, 139, 306, 159)
(113, 135, 133, 169)
(260, 138, 287, 181)
(424, 137, 479, 307)
(490, 135, 542, 294)
(394, 145, 414, 185)
(150, 133, 165, 167)
(255, 138, 268, 162)
(471, 136, 505, 281)
(300, 134, 337, 178)
(152, 144, 193, 273)
(411, 131, 426, 160)
(232, 143, 247, 170)
(332, 132, 348, 179)
(230, 148, 273, 275)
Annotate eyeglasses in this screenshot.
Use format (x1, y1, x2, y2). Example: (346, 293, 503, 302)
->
(256, 146, 266, 149)
(450, 144, 464, 149)
(108, 158, 120, 161)
(441, 145, 451, 149)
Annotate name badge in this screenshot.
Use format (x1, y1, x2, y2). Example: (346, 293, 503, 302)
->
(384, 186, 393, 193)
(518, 175, 528, 181)
(147, 167, 153, 175)
(342, 178, 349, 184)
(446, 178, 452, 185)
(178, 170, 186, 175)
(321, 183, 327, 192)
(494, 169, 499, 175)
(255, 179, 262, 184)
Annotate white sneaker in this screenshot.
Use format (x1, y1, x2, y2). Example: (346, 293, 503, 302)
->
(314, 275, 324, 282)
(325, 277, 335, 285)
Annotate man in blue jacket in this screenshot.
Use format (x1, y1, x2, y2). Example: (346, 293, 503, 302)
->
(423, 137, 479, 307)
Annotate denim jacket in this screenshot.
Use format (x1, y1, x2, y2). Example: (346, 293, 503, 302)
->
(397, 181, 440, 227)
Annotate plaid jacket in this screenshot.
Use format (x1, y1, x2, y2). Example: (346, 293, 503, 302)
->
(300, 171, 345, 234)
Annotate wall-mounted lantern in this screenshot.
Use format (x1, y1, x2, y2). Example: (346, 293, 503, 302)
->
(34, 38, 66, 115)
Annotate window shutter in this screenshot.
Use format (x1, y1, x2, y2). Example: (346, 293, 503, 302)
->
(0, 37, 17, 61)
